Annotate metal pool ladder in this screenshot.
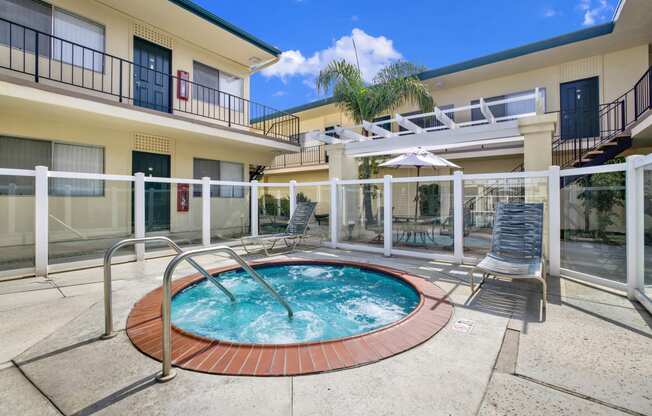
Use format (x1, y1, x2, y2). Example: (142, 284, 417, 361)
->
(101, 239, 294, 381)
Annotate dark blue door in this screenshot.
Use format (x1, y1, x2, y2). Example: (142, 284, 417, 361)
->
(132, 151, 171, 232)
(133, 37, 171, 113)
(560, 77, 599, 140)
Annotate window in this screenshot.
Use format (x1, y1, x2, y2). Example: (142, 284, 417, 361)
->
(471, 89, 545, 121)
(52, 9, 105, 72)
(0, 136, 50, 195)
(192, 61, 219, 105)
(0, 137, 104, 196)
(220, 71, 243, 111)
(372, 115, 391, 134)
(192, 62, 244, 111)
(193, 158, 244, 198)
(51, 143, 104, 196)
(0, 0, 52, 55)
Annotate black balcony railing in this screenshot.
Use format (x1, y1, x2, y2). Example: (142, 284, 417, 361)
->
(0, 17, 300, 145)
(268, 145, 328, 169)
(551, 66, 652, 168)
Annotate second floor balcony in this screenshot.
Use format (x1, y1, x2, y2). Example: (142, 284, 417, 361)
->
(267, 145, 328, 170)
(0, 17, 300, 146)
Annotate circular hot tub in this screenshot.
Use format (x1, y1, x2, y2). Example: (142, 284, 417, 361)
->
(127, 260, 452, 376)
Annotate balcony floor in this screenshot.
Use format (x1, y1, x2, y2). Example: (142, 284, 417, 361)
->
(0, 247, 650, 415)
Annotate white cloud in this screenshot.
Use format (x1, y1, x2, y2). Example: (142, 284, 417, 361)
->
(261, 28, 402, 85)
(273, 90, 286, 97)
(543, 8, 558, 18)
(578, 0, 611, 26)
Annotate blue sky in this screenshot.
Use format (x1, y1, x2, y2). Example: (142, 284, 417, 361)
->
(191, 0, 618, 111)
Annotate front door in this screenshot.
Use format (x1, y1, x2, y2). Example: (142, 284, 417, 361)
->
(133, 37, 172, 113)
(560, 77, 600, 140)
(132, 151, 171, 232)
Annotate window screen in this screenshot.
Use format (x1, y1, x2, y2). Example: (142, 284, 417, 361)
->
(219, 161, 244, 198)
(53, 9, 104, 72)
(0, 136, 50, 195)
(51, 143, 104, 196)
(220, 71, 243, 111)
(193, 61, 220, 105)
(0, 0, 52, 55)
(193, 158, 220, 197)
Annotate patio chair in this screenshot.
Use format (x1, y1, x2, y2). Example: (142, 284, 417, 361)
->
(241, 202, 317, 256)
(468, 202, 547, 309)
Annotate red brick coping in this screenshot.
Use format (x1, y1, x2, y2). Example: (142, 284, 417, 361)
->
(126, 259, 453, 376)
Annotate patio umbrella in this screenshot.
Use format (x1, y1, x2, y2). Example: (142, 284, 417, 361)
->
(380, 148, 460, 219)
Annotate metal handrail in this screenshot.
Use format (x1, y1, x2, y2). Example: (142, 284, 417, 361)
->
(101, 237, 235, 339)
(158, 246, 294, 382)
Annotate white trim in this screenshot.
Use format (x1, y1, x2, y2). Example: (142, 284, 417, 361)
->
(201, 177, 211, 246)
(250, 180, 259, 237)
(548, 166, 561, 277)
(134, 173, 145, 261)
(255, 182, 289, 188)
(289, 180, 297, 217)
(626, 155, 643, 299)
(330, 178, 339, 247)
(479, 98, 495, 124)
(295, 181, 331, 187)
(34, 166, 48, 277)
(48, 171, 134, 181)
(561, 268, 627, 292)
(395, 113, 424, 134)
(0, 168, 37, 177)
(145, 177, 202, 185)
(336, 242, 385, 255)
(383, 175, 392, 257)
(339, 178, 384, 185)
(462, 170, 550, 180)
(453, 170, 464, 263)
(391, 175, 454, 183)
(633, 153, 652, 169)
(560, 163, 626, 176)
(0, 267, 37, 281)
(390, 249, 458, 263)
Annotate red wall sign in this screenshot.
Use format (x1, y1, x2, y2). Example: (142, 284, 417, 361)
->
(177, 184, 189, 212)
(177, 70, 189, 100)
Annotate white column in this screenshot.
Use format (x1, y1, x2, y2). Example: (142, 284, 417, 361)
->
(626, 155, 644, 299)
(383, 175, 392, 257)
(250, 180, 259, 237)
(34, 166, 48, 277)
(330, 178, 339, 247)
(289, 180, 297, 217)
(548, 166, 561, 277)
(453, 170, 464, 263)
(134, 172, 145, 261)
(202, 177, 211, 246)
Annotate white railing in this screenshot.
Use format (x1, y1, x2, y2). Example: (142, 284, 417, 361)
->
(0, 155, 650, 313)
(307, 88, 546, 143)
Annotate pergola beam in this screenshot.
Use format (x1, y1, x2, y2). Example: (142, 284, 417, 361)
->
(335, 127, 369, 142)
(395, 113, 424, 134)
(434, 106, 457, 129)
(305, 130, 340, 144)
(479, 98, 496, 124)
(362, 120, 395, 138)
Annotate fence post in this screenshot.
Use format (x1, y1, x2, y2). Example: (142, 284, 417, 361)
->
(330, 178, 339, 248)
(251, 180, 259, 237)
(453, 170, 464, 263)
(134, 173, 145, 261)
(383, 175, 392, 257)
(548, 166, 561, 277)
(202, 177, 211, 246)
(34, 166, 48, 277)
(625, 155, 644, 299)
(289, 180, 297, 217)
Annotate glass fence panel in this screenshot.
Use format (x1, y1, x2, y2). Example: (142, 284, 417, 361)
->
(0, 175, 35, 271)
(258, 186, 290, 234)
(48, 178, 132, 264)
(561, 171, 626, 283)
(211, 184, 250, 243)
(145, 182, 202, 250)
(338, 183, 384, 246)
(644, 167, 652, 298)
(296, 184, 330, 240)
(463, 177, 548, 258)
(392, 180, 454, 254)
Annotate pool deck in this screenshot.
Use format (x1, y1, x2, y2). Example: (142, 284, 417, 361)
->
(0, 247, 650, 415)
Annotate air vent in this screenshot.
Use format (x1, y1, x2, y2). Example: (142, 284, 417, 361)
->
(134, 133, 172, 154)
(134, 23, 173, 49)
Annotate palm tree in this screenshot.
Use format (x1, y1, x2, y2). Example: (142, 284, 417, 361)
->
(316, 59, 434, 225)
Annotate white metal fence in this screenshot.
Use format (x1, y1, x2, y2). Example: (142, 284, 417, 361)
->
(1, 155, 650, 312)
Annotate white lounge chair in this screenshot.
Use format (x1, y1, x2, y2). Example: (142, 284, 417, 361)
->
(241, 202, 317, 256)
(469, 202, 547, 309)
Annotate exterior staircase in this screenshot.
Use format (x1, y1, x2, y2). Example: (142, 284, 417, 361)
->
(552, 66, 651, 169)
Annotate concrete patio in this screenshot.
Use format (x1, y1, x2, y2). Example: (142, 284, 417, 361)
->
(0, 247, 650, 416)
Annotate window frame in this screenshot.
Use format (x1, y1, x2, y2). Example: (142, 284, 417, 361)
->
(192, 157, 245, 199)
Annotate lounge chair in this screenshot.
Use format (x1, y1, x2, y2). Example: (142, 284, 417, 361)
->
(241, 202, 317, 256)
(468, 202, 547, 308)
